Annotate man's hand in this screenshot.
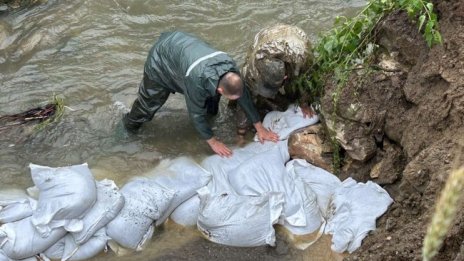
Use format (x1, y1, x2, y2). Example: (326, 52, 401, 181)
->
(254, 122, 279, 143)
(300, 104, 315, 118)
(207, 137, 232, 157)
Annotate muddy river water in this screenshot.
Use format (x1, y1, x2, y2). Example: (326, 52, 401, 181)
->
(0, 0, 365, 260)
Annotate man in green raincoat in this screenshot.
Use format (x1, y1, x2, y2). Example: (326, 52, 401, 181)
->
(123, 31, 278, 157)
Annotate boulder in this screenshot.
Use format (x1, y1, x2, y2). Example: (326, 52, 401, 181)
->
(288, 124, 333, 172)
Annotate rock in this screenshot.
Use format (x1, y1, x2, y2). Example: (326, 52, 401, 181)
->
(370, 163, 381, 179)
(288, 124, 333, 172)
(369, 140, 404, 185)
(385, 218, 396, 232)
(325, 117, 377, 162)
(339, 156, 375, 183)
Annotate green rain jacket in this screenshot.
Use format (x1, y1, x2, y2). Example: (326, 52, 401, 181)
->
(144, 31, 260, 140)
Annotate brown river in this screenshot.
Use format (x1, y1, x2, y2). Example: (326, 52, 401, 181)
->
(0, 0, 365, 260)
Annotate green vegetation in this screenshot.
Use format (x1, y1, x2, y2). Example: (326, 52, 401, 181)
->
(35, 94, 64, 131)
(292, 0, 442, 171)
(296, 0, 442, 106)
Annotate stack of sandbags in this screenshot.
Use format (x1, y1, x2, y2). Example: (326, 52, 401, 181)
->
(286, 159, 394, 253)
(106, 177, 173, 251)
(0, 103, 394, 258)
(30, 163, 98, 237)
(0, 163, 125, 261)
(107, 157, 211, 251)
(169, 105, 393, 254)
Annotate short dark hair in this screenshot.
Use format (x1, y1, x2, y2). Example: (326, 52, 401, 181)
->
(218, 72, 243, 96)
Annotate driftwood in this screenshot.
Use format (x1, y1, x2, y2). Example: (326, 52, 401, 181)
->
(0, 103, 57, 131)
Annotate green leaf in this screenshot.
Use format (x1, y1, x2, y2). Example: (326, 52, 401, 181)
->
(324, 40, 335, 55)
(418, 14, 426, 32)
(426, 3, 433, 13)
(406, 7, 415, 17)
(425, 20, 433, 35)
(434, 31, 443, 44)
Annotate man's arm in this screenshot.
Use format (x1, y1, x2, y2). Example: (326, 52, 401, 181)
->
(185, 95, 232, 157)
(237, 86, 279, 142)
(236, 86, 260, 124)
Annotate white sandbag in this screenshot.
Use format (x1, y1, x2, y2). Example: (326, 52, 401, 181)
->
(0, 217, 66, 260)
(0, 190, 29, 206)
(42, 236, 64, 260)
(254, 104, 319, 141)
(286, 179, 324, 236)
(64, 228, 108, 261)
(197, 187, 284, 247)
(0, 250, 11, 261)
(286, 159, 342, 217)
(201, 141, 289, 195)
(44, 228, 108, 261)
(30, 163, 97, 237)
(106, 178, 173, 250)
(227, 143, 322, 235)
(0, 198, 37, 224)
(106, 225, 154, 256)
(72, 180, 124, 245)
(325, 178, 393, 253)
(170, 195, 200, 227)
(0, 250, 7, 261)
(0, 250, 40, 261)
(144, 157, 210, 226)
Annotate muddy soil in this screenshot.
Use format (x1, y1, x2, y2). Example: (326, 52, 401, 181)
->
(320, 0, 464, 260)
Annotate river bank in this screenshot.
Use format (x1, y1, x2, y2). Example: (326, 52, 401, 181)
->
(314, 0, 464, 260)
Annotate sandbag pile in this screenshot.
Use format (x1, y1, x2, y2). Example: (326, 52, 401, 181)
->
(0, 163, 125, 261)
(0, 157, 211, 260)
(172, 105, 393, 253)
(0, 105, 393, 260)
(106, 157, 210, 251)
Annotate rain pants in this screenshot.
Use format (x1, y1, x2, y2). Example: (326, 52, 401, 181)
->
(124, 31, 260, 140)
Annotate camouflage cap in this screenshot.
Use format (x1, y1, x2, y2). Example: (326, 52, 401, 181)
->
(254, 57, 286, 98)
